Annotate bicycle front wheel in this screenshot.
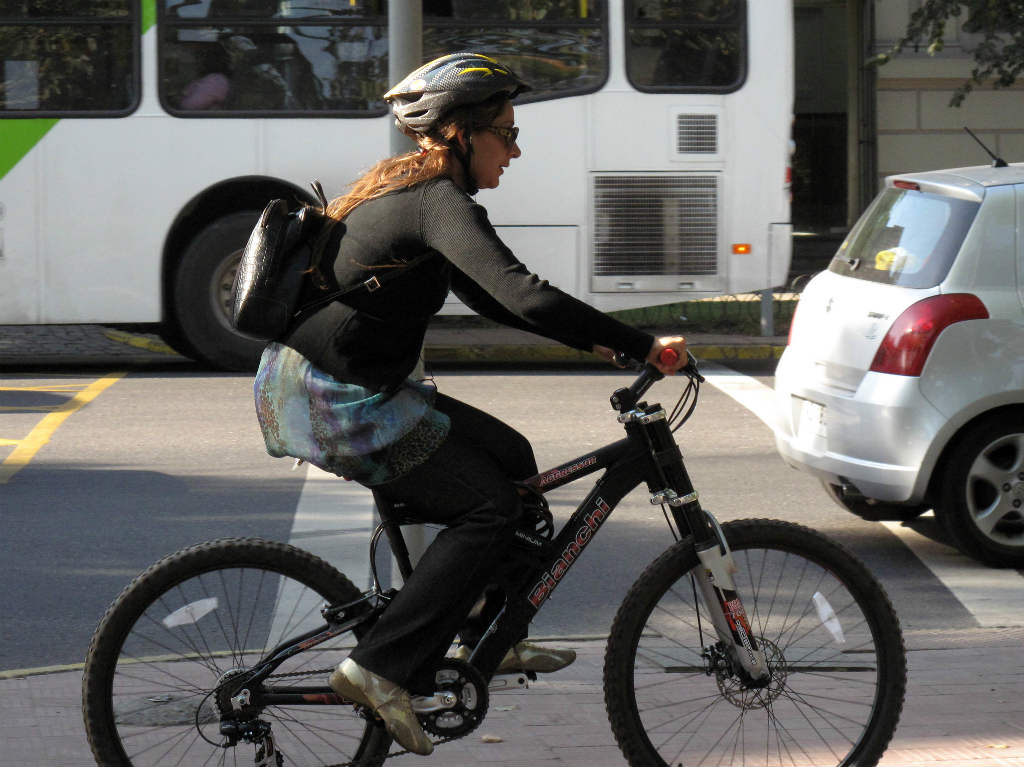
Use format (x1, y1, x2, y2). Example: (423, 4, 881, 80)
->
(605, 519, 906, 767)
(82, 538, 390, 767)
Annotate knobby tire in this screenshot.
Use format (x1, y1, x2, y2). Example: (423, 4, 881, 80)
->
(604, 519, 906, 767)
(81, 537, 390, 767)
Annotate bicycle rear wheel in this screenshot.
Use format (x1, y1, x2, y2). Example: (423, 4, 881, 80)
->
(82, 538, 390, 767)
(605, 519, 906, 767)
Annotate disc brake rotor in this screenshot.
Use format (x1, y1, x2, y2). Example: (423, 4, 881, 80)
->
(716, 638, 787, 709)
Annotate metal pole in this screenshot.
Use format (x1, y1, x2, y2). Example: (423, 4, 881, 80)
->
(383, 2, 430, 577)
(388, 0, 421, 157)
(760, 281, 774, 336)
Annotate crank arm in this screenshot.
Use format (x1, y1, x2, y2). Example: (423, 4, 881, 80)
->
(411, 691, 458, 713)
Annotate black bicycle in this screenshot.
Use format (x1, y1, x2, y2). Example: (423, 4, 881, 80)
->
(82, 352, 906, 767)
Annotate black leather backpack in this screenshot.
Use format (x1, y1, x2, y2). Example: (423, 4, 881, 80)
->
(230, 180, 345, 342)
(231, 180, 436, 342)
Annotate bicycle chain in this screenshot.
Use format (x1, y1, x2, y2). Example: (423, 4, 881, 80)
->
(259, 669, 460, 767)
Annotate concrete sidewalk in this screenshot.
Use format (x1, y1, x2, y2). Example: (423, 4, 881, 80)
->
(0, 323, 785, 368)
(3, 630, 1024, 766)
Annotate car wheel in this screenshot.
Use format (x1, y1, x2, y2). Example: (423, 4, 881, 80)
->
(821, 481, 926, 521)
(936, 413, 1024, 567)
(171, 210, 267, 371)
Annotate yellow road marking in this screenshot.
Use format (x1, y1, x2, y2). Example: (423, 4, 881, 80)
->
(0, 661, 85, 680)
(0, 438, 20, 446)
(102, 329, 177, 355)
(0, 372, 126, 484)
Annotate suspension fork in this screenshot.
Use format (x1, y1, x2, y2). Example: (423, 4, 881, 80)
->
(691, 530, 769, 684)
(631, 406, 769, 684)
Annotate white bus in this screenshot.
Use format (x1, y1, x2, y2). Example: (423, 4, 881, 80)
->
(0, 0, 793, 370)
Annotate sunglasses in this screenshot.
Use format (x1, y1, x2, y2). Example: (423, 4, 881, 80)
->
(479, 124, 519, 147)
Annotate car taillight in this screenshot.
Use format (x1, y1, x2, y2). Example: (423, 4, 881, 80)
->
(869, 293, 989, 376)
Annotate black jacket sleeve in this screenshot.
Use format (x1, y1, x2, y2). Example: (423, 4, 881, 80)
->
(421, 181, 654, 362)
(449, 266, 596, 351)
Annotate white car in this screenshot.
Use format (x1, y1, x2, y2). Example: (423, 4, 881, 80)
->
(774, 162, 1024, 567)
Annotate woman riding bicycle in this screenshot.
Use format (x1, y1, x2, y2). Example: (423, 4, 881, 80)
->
(253, 52, 687, 755)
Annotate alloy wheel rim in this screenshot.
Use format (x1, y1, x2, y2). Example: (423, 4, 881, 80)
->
(966, 432, 1024, 547)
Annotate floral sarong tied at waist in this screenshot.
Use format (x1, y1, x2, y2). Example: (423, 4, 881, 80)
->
(254, 343, 450, 485)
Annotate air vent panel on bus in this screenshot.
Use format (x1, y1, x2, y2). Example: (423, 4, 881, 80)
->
(592, 174, 719, 279)
(676, 113, 718, 154)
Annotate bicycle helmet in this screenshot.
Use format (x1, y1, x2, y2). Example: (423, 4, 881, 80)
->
(384, 52, 531, 136)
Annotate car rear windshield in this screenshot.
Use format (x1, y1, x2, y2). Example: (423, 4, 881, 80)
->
(828, 187, 980, 288)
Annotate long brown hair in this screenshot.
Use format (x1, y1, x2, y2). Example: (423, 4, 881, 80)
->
(326, 94, 509, 221)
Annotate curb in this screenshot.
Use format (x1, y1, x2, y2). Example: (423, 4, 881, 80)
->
(1, 326, 785, 367)
(424, 342, 785, 365)
(100, 331, 785, 365)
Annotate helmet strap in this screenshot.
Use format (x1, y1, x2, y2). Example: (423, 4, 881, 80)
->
(447, 131, 478, 195)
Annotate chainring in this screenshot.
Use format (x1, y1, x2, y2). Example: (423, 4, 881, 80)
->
(418, 658, 489, 738)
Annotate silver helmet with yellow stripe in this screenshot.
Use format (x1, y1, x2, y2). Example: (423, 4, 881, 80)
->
(384, 52, 531, 135)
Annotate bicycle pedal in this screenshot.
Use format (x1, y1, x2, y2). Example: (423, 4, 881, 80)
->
(488, 673, 530, 691)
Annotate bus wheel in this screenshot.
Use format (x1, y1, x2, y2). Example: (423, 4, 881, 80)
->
(172, 210, 266, 371)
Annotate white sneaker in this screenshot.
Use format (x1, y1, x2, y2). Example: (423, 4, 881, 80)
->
(328, 658, 434, 755)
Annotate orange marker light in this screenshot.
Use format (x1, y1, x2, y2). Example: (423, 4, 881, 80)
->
(732, 243, 752, 255)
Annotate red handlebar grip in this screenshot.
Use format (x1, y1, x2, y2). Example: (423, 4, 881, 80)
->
(659, 348, 680, 366)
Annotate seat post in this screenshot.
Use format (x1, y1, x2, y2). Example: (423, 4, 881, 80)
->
(371, 490, 415, 582)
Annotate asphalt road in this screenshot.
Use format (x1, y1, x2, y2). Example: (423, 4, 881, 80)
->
(2, 361, 1018, 676)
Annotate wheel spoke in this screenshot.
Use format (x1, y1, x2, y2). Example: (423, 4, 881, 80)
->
(972, 495, 1014, 535)
(969, 450, 1011, 488)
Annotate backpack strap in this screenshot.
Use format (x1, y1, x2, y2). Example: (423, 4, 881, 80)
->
(290, 250, 437, 327)
(306, 180, 338, 291)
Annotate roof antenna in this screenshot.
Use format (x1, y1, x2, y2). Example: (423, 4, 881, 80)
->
(964, 126, 1008, 167)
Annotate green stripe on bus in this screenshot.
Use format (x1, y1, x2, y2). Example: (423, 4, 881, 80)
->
(142, 0, 156, 34)
(0, 120, 57, 181)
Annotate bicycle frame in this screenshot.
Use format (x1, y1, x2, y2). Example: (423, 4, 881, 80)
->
(246, 366, 768, 712)
(464, 383, 769, 685)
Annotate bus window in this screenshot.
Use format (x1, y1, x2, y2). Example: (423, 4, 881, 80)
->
(423, 0, 607, 103)
(160, 0, 388, 115)
(0, 0, 137, 114)
(625, 0, 746, 93)
(160, 0, 607, 115)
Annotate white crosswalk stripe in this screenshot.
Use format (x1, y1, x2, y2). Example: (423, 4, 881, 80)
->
(699, 361, 1024, 627)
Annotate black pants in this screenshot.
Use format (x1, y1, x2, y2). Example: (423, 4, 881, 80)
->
(349, 393, 536, 694)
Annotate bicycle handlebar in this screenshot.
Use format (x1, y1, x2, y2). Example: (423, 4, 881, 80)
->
(610, 349, 703, 413)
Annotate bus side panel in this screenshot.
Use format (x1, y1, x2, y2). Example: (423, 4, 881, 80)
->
(0, 148, 41, 323)
(262, 119, 389, 201)
(481, 98, 589, 227)
(585, 0, 793, 305)
(725, 0, 794, 292)
(37, 117, 268, 323)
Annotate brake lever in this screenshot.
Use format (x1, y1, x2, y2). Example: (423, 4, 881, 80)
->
(684, 351, 705, 384)
(612, 351, 644, 371)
